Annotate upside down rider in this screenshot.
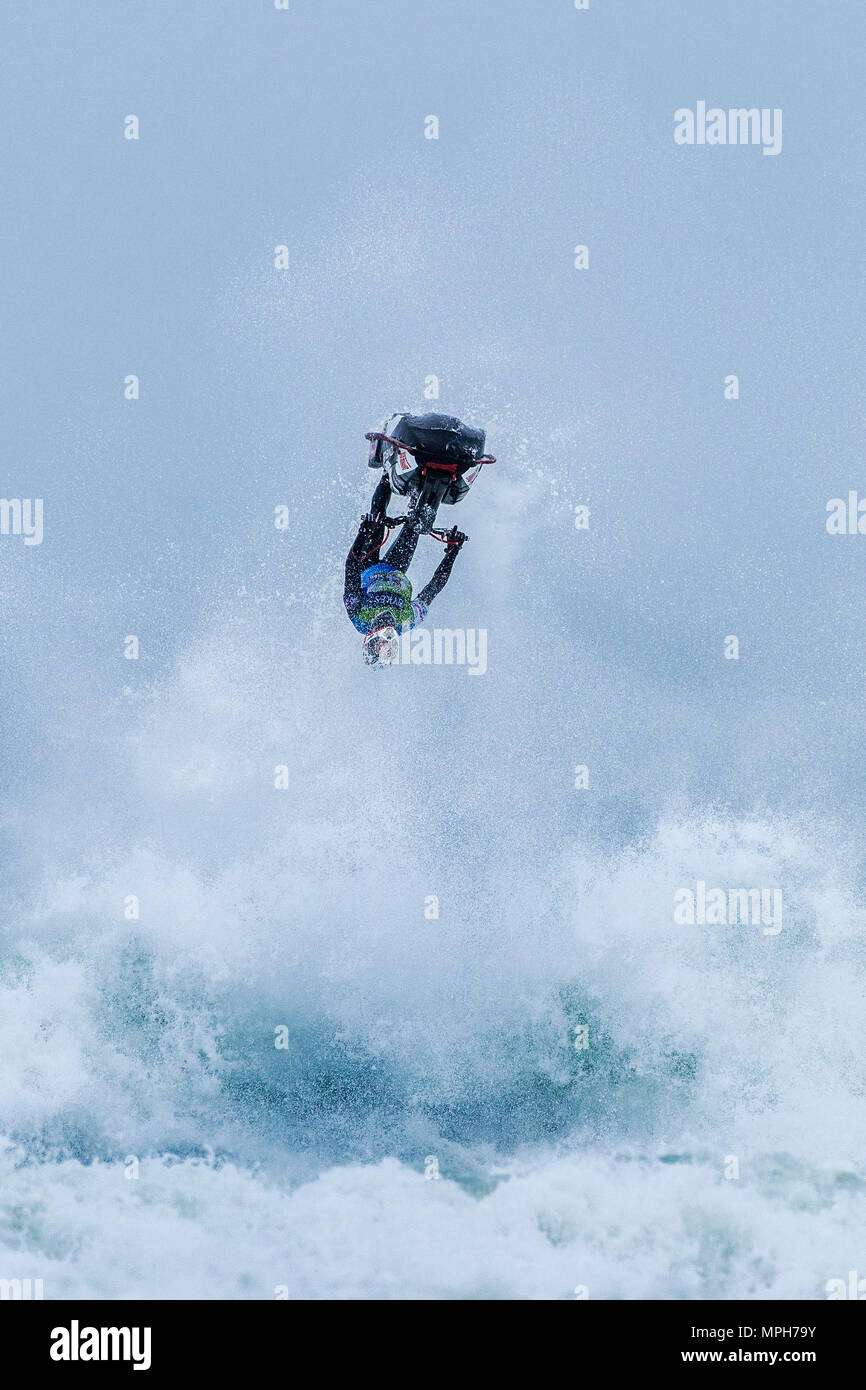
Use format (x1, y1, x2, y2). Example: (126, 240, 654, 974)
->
(344, 472, 467, 667)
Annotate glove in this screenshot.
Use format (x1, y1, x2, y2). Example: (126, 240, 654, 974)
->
(445, 526, 468, 549)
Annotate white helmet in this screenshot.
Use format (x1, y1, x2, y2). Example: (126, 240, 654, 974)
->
(363, 625, 399, 668)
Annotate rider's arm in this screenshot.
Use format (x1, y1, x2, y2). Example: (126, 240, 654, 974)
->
(344, 547, 364, 618)
(416, 532, 465, 609)
(344, 516, 383, 617)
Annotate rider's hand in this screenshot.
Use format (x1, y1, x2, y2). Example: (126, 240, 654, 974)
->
(446, 526, 468, 549)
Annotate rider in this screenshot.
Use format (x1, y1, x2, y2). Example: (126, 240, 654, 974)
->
(344, 473, 467, 666)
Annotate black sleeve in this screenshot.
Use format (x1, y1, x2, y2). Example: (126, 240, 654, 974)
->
(416, 547, 460, 609)
(344, 518, 384, 618)
(344, 547, 365, 618)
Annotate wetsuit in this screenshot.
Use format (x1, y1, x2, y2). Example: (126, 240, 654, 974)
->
(344, 475, 463, 634)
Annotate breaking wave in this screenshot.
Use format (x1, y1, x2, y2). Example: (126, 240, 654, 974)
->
(2, 598, 865, 1299)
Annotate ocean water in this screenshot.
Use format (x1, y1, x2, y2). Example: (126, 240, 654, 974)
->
(2, 575, 865, 1300)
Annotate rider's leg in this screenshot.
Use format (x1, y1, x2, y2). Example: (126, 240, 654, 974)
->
(383, 515, 423, 572)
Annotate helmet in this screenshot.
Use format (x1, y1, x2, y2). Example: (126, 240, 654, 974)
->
(363, 624, 399, 668)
